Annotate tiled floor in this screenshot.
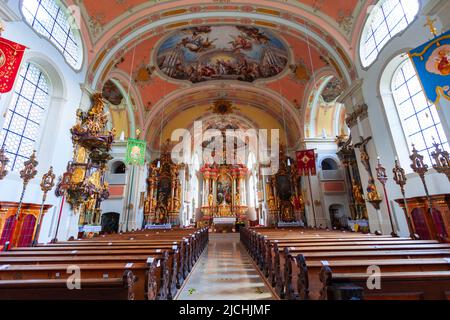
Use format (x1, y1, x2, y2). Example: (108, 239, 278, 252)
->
(176, 233, 275, 300)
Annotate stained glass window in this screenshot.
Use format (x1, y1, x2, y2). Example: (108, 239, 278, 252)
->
(0, 63, 50, 172)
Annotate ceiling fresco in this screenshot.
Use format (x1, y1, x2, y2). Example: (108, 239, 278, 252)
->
(69, 0, 372, 149)
(156, 25, 289, 83)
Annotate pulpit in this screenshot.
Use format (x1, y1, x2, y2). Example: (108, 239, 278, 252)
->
(395, 194, 449, 242)
(0, 202, 53, 248)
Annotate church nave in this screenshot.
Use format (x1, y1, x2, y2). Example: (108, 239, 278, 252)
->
(176, 233, 274, 301)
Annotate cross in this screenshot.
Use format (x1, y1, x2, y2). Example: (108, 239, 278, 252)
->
(424, 16, 438, 37)
(354, 136, 372, 150)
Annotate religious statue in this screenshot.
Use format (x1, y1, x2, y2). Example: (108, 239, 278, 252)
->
(208, 193, 214, 207)
(366, 178, 381, 202)
(235, 193, 241, 206)
(268, 197, 276, 211)
(352, 179, 365, 204)
(173, 198, 181, 211)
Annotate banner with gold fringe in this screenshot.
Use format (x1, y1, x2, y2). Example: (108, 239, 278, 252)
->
(408, 29, 450, 104)
(125, 138, 147, 166)
(0, 37, 27, 93)
(296, 149, 316, 176)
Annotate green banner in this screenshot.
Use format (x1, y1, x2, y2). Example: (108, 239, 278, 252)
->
(125, 138, 147, 166)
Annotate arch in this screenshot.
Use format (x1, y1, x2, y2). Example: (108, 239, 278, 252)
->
(380, 53, 449, 169)
(143, 84, 301, 150)
(101, 212, 120, 234)
(20, 0, 84, 70)
(107, 75, 139, 137)
(90, 11, 353, 88)
(0, 61, 51, 171)
(110, 160, 126, 174)
(321, 158, 339, 171)
(358, 0, 420, 68)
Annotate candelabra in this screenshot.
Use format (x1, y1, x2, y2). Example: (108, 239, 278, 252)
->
(409, 145, 431, 208)
(375, 158, 398, 237)
(15, 151, 39, 220)
(0, 147, 9, 180)
(392, 158, 418, 239)
(32, 167, 56, 246)
(431, 140, 450, 181)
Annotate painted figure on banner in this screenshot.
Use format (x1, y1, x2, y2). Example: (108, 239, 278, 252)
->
(409, 30, 450, 104)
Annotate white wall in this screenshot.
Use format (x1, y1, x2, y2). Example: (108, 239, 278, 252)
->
(0, 1, 86, 242)
(353, 0, 450, 235)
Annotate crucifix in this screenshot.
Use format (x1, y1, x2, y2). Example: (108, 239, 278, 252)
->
(354, 136, 373, 173)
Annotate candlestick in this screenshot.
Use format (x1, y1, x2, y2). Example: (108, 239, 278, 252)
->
(32, 166, 56, 246)
(375, 157, 398, 237)
(392, 159, 418, 239)
(0, 147, 9, 180)
(430, 140, 450, 181)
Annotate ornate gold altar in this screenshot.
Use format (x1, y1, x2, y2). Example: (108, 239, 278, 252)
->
(199, 163, 248, 222)
(56, 93, 114, 229)
(264, 148, 305, 226)
(144, 141, 183, 225)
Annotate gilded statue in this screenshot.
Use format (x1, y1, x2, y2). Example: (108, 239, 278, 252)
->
(208, 193, 214, 207)
(352, 179, 365, 204)
(174, 198, 181, 211)
(235, 193, 241, 206)
(268, 197, 276, 210)
(366, 178, 381, 202)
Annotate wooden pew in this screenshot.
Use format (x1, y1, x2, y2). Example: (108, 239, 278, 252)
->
(285, 255, 450, 300)
(241, 227, 450, 300)
(0, 251, 171, 300)
(0, 270, 137, 300)
(273, 243, 450, 297)
(0, 261, 160, 300)
(319, 267, 450, 300)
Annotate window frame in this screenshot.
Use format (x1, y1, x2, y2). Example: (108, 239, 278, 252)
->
(0, 61, 53, 172)
(20, 0, 84, 71)
(359, 0, 420, 69)
(390, 58, 449, 166)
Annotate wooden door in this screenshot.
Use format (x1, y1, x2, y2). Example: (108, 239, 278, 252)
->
(17, 215, 37, 247)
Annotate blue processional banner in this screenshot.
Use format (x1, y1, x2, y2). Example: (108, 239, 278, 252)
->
(408, 30, 450, 104)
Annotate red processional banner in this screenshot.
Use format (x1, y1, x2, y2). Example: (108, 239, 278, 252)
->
(296, 149, 317, 176)
(0, 37, 27, 93)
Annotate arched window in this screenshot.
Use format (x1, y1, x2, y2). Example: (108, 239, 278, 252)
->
(0, 62, 50, 171)
(392, 59, 448, 165)
(360, 0, 419, 68)
(21, 0, 82, 70)
(321, 158, 338, 171)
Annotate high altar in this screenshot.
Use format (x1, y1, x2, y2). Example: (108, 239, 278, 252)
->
(199, 163, 248, 225)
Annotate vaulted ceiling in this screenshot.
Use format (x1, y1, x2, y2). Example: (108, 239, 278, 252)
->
(69, 0, 374, 150)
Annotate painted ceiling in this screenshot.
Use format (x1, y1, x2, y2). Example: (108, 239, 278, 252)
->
(156, 25, 289, 83)
(69, 0, 374, 150)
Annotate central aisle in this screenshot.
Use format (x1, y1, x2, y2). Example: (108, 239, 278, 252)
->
(176, 233, 276, 300)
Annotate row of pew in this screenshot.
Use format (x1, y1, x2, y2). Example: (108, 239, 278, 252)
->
(0, 228, 209, 300)
(241, 227, 450, 300)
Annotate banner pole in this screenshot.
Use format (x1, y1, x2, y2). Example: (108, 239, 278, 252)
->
(307, 171, 317, 228)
